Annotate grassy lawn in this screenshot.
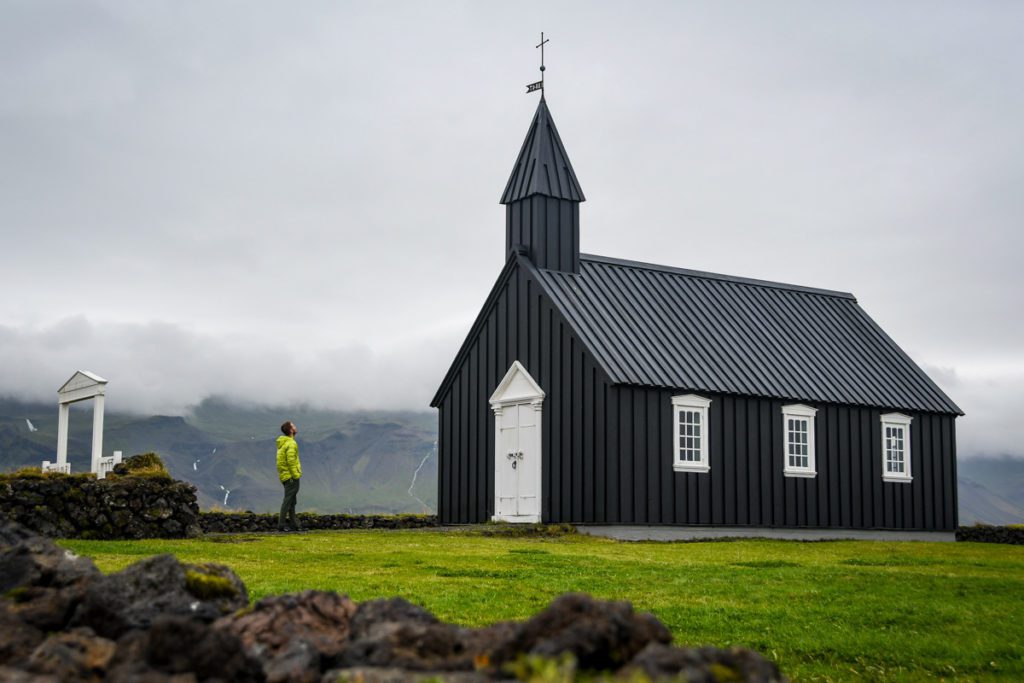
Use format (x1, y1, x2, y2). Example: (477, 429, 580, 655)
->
(60, 530, 1024, 681)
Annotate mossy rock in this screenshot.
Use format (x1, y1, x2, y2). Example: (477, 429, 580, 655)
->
(0, 467, 93, 482)
(184, 564, 242, 601)
(111, 452, 170, 479)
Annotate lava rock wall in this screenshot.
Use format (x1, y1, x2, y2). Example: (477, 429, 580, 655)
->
(956, 525, 1024, 545)
(198, 511, 437, 534)
(0, 475, 200, 539)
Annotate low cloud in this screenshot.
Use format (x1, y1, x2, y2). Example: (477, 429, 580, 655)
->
(924, 364, 1024, 459)
(2, 317, 1021, 458)
(0, 317, 456, 415)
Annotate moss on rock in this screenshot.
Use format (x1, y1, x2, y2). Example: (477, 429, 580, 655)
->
(185, 566, 240, 601)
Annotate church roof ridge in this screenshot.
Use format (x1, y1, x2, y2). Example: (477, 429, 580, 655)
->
(500, 98, 585, 204)
(579, 253, 857, 301)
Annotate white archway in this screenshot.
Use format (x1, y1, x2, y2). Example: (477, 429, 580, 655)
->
(43, 371, 114, 476)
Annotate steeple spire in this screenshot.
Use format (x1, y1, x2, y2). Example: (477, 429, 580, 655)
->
(500, 98, 585, 204)
(501, 98, 585, 273)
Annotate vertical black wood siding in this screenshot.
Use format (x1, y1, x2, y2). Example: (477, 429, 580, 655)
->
(593, 388, 958, 530)
(438, 261, 607, 523)
(505, 197, 580, 274)
(437, 266, 959, 531)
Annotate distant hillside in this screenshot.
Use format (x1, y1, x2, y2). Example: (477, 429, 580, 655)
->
(0, 397, 436, 514)
(958, 456, 1024, 525)
(3, 396, 1022, 523)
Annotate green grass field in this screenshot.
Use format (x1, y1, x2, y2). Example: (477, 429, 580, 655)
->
(60, 531, 1024, 681)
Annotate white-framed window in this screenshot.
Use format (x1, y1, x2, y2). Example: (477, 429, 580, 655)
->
(782, 404, 818, 478)
(881, 413, 913, 483)
(672, 394, 711, 473)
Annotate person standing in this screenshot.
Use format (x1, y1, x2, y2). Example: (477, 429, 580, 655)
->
(276, 420, 302, 531)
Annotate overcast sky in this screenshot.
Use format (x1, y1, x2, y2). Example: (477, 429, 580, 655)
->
(1, 1, 1021, 456)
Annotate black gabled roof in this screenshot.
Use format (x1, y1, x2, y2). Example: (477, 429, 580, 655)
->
(500, 98, 585, 204)
(528, 254, 962, 415)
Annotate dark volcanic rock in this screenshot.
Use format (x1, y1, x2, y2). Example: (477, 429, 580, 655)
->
(957, 525, 1024, 545)
(350, 597, 441, 638)
(0, 603, 44, 667)
(320, 668, 488, 683)
(217, 590, 358, 683)
(624, 642, 786, 682)
(107, 616, 265, 682)
(0, 665, 59, 682)
(71, 554, 248, 638)
(483, 593, 673, 671)
(0, 521, 100, 632)
(25, 629, 116, 681)
(341, 598, 472, 672)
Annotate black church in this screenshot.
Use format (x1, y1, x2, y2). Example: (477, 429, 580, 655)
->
(430, 96, 961, 532)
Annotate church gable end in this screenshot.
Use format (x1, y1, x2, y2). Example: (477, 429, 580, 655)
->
(433, 256, 614, 524)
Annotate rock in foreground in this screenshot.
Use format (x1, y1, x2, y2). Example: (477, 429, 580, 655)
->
(0, 522, 785, 681)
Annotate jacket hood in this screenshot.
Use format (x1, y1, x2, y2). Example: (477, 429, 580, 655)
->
(276, 435, 295, 447)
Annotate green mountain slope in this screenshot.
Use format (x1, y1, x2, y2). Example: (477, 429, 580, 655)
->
(0, 398, 437, 514)
(957, 457, 1024, 525)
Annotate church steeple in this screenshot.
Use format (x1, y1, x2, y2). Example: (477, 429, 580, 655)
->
(501, 98, 585, 273)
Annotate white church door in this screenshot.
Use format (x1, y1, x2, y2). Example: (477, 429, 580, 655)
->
(495, 402, 541, 521)
(490, 361, 544, 523)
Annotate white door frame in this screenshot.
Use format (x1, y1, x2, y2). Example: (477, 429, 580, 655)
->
(489, 361, 544, 523)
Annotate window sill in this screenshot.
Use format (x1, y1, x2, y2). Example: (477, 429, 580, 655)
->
(784, 470, 817, 478)
(674, 464, 710, 474)
(883, 475, 913, 483)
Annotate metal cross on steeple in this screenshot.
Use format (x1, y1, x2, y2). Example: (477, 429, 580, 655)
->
(526, 32, 549, 96)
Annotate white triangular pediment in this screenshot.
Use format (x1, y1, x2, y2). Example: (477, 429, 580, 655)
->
(59, 370, 107, 394)
(490, 361, 544, 406)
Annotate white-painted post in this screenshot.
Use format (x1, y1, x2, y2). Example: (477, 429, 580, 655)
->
(56, 402, 70, 466)
(91, 394, 105, 474)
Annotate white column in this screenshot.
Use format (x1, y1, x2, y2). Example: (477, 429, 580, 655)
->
(91, 394, 105, 474)
(56, 402, 70, 466)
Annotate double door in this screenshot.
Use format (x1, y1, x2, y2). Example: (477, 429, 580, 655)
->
(494, 402, 540, 522)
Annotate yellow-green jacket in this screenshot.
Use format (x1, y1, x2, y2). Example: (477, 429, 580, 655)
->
(276, 435, 301, 482)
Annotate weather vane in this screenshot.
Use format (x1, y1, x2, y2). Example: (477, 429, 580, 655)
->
(526, 32, 549, 95)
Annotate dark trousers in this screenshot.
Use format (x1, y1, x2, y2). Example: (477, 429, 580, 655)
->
(279, 478, 300, 530)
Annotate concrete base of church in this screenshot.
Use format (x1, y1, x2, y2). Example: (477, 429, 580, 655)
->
(576, 525, 956, 542)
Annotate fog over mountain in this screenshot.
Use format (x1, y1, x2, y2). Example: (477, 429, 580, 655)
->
(1, 3, 1022, 457)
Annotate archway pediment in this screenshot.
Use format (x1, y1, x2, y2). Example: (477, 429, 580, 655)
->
(59, 370, 107, 404)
